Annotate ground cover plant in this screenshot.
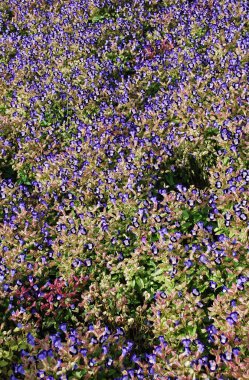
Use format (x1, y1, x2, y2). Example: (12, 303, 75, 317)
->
(0, 0, 248, 379)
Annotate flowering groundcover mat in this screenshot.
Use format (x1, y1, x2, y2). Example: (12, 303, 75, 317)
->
(0, 0, 248, 379)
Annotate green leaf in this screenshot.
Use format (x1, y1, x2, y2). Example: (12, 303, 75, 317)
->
(91, 13, 108, 23)
(153, 268, 165, 277)
(181, 221, 193, 231)
(145, 82, 161, 97)
(0, 360, 9, 367)
(19, 343, 28, 350)
(151, 233, 159, 242)
(186, 325, 197, 336)
(193, 212, 202, 223)
(73, 369, 88, 379)
(165, 173, 175, 186)
(10, 345, 18, 351)
(136, 277, 144, 289)
(0, 105, 6, 115)
(223, 157, 230, 165)
(182, 210, 190, 221)
(204, 127, 219, 137)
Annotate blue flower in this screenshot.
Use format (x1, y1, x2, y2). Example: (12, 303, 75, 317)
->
(146, 354, 156, 364)
(210, 281, 217, 289)
(232, 347, 240, 356)
(182, 338, 191, 347)
(102, 345, 108, 355)
(208, 360, 217, 372)
(69, 346, 78, 355)
(192, 288, 200, 296)
(89, 358, 97, 367)
(50, 334, 62, 349)
(220, 334, 227, 344)
(14, 364, 25, 375)
(106, 357, 113, 367)
(230, 311, 239, 321)
(80, 348, 88, 356)
(37, 349, 48, 361)
(59, 323, 67, 332)
(27, 332, 35, 346)
(184, 259, 193, 268)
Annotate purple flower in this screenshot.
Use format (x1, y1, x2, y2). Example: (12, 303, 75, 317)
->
(192, 288, 200, 296)
(131, 354, 139, 363)
(220, 335, 228, 344)
(123, 238, 130, 246)
(226, 317, 235, 326)
(208, 360, 217, 372)
(106, 357, 113, 367)
(208, 325, 218, 335)
(184, 347, 191, 356)
(37, 350, 47, 361)
(89, 358, 97, 367)
(127, 341, 133, 351)
(170, 256, 178, 265)
(199, 255, 208, 264)
(27, 332, 35, 346)
(232, 347, 240, 356)
(196, 340, 205, 353)
(210, 281, 217, 289)
(116, 327, 124, 336)
(102, 345, 108, 355)
(14, 364, 25, 375)
(50, 335, 62, 349)
(146, 354, 156, 364)
(69, 346, 78, 355)
(182, 338, 191, 347)
(223, 351, 232, 361)
(84, 259, 92, 267)
(158, 336, 167, 346)
(80, 348, 88, 357)
(20, 350, 29, 357)
(160, 291, 167, 299)
(90, 337, 98, 345)
(37, 370, 46, 379)
(230, 312, 239, 322)
(47, 349, 53, 357)
(184, 259, 193, 268)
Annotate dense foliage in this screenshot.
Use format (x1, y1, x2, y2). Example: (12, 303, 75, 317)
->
(0, 0, 248, 379)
